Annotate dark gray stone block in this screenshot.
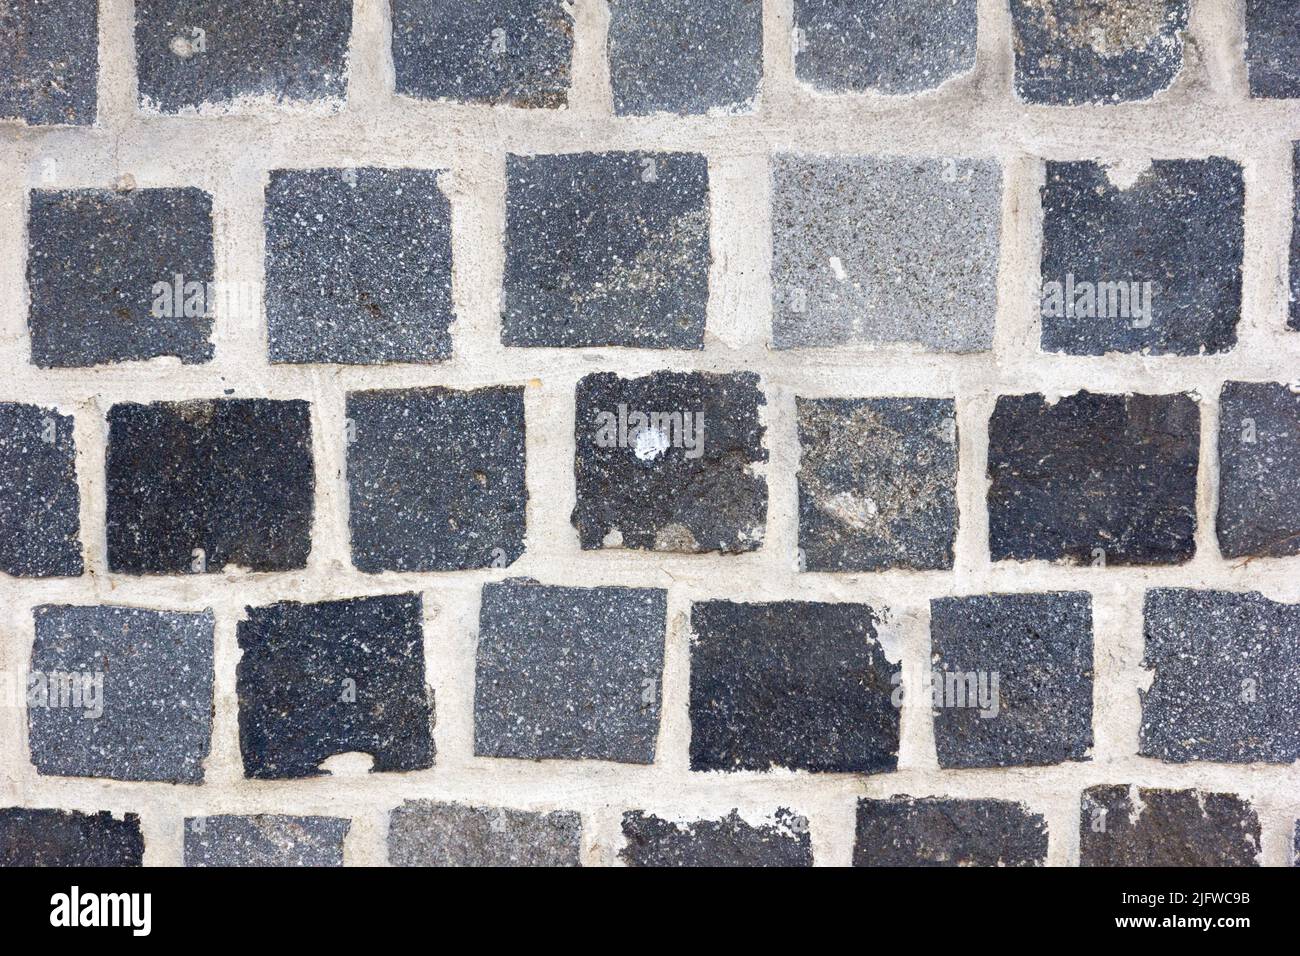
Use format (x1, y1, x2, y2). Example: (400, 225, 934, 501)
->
(1246, 0, 1300, 98)
(0, 403, 82, 578)
(1010, 0, 1188, 105)
(771, 155, 1001, 351)
(620, 809, 812, 867)
(106, 399, 314, 574)
(503, 152, 710, 349)
(391, 0, 573, 108)
(853, 797, 1048, 867)
(988, 391, 1199, 566)
(346, 387, 526, 572)
(930, 592, 1093, 768)
(0, 809, 143, 867)
(27, 188, 215, 367)
(237, 593, 435, 779)
(607, 0, 761, 115)
(184, 814, 350, 866)
(0, 0, 98, 125)
(797, 397, 957, 571)
(134, 0, 351, 112)
(265, 168, 454, 365)
(689, 600, 899, 774)
(474, 579, 666, 764)
(573, 371, 766, 553)
(29, 605, 215, 783)
(793, 0, 977, 95)
(388, 800, 582, 866)
(1218, 381, 1300, 558)
(1141, 589, 1300, 764)
(1080, 786, 1260, 866)
(1040, 159, 1244, 356)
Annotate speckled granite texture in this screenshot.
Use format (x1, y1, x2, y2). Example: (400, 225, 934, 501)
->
(1, 0, 1295, 871)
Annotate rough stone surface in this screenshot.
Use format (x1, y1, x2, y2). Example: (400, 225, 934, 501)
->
(1141, 589, 1300, 764)
(797, 397, 958, 572)
(930, 592, 1093, 768)
(265, 167, 454, 365)
(1010, 0, 1188, 105)
(184, 814, 350, 866)
(1040, 159, 1244, 356)
(0, 403, 83, 578)
(29, 605, 215, 783)
(347, 387, 526, 572)
(573, 371, 766, 553)
(237, 593, 435, 779)
(389, 800, 582, 866)
(474, 579, 666, 764)
(391, 0, 573, 108)
(106, 399, 314, 574)
(0, 0, 98, 125)
(1245, 0, 1300, 99)
(771, 155, 1001, 351)
(503, 152, 709, 349)
(1217, 381, 1300, 559)
(0, 809, 143, 867)
(987, 391, 1200, 566)
(620, 809, 812, 867)
(853, 797, 1048, 867)
(793, 0, 977, 95)
(1080, 786, 1261, 866)
(607, 0, 762, 115)
(27, 188, 215, 367)
(689, 600, 899, 774)
(134, 0, 352, 112)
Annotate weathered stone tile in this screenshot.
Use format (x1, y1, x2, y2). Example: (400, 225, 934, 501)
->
(1080, 786, 1260, 866)
(134, 0, 351, 112)
(771, 155, 1001, 351)
(573, 371, 766, 553)
(0, 809, 143, 867)
(27, 188, 215, 367)
(1246, 0, 1300, 98)
(689, 600, 898, 774)
(1141, 589, 1300, 764)
(0, 0, 98, 125)
(930, 592, 1093, 768)
(620, 809, 812, 867)
(347, 387, 526, 572)
(184, 814, 350, 866)
(1218, 382, 1300, 559)
(106, 399, 314, 574)
(1040, 159, 1244, 356)
(0, 403, 82, 578)
(265, 168, 453, 365)
(29, 605, 215, 783)
(237, 593, 434, 779)
(797, 397, 957, 572)
(987, 391, 1199, 566)
(607, 0, 761, 115)
(503, 152, 709, 349)
(474, 579, 666, 763)
(853, 797, 1048, 867)
(391, 0, 572, 108)
(1010, 0, 1188, 105)
(793, 0, 977, 95)
(389, 800, 581, 866)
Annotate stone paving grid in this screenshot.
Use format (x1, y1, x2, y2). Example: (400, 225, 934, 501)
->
(0, 0, 1298, 867)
